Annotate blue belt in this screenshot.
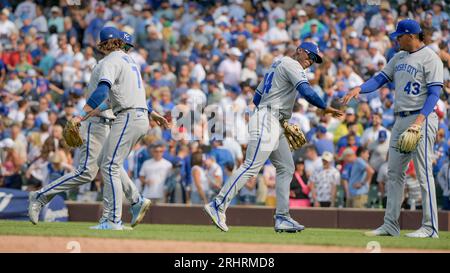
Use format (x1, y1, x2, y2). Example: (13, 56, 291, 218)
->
(395, 110, 421, 117)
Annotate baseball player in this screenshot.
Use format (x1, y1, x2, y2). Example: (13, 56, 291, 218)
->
(204, 42, 343, 232)
(28, 28, 153, 229)
(81, 27, 167, 230)
(342, 19, 444, 238)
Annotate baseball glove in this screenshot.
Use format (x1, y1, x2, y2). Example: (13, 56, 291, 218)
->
(63, 119, 83, 148)
(281, 120, 306, 151)
(397, 124, 422, 153)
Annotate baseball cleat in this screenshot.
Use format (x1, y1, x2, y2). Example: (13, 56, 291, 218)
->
(89, 220, 129, 230)
(28, 192, 43, 225)
(130, 197, 152, 227)
(274, 215, 305, 233)
(364, 227, 396, 237)
(204, 201, 229, 232)
(405, 228, 439, 238)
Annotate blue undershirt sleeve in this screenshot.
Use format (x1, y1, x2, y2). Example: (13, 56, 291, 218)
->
(360, 73, 389, 94)
(420, 85, 442, 117)
(86, 81, 111, 109)
(297, 82, 326, 109)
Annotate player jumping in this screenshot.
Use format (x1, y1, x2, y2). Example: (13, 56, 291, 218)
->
(204, 42, 343, 233)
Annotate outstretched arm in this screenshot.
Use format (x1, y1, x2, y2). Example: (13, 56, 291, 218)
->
(297, 82, 343, 118)
(341, 73, 389, 105)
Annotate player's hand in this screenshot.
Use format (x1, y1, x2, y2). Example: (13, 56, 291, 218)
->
(321, 107, 343, 118)
(71, 116, 82, 125)
(89, 108, 102, 118)
(150, 111, 170, 129)
(341, 86, 361, 105)
(353, 182, 362, 189)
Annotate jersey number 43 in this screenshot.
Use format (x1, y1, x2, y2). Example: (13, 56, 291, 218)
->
(404, 81, 420, 95)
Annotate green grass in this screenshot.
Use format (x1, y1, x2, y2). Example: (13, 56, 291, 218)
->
(0, 220, 449, 250)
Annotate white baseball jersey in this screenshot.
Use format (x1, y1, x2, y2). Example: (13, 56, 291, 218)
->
(381, 46, 444, 113)
(87, 59, 115, 119)
(97, 50, 147, 114)
(256, 56, 308, 120)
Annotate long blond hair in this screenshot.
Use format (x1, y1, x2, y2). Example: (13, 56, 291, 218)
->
(97, 38, 125, 55)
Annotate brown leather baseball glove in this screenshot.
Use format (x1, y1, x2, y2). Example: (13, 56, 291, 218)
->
(63, 119, 83, 148)
(397, 123, 422, 153)
(281, 120, 307, 151)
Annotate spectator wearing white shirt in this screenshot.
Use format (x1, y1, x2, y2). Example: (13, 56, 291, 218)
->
(267, 18, 289, 52)
(267, 1, 286, 27)
(190, 55, 207, 83)
(218, 47, 242, 86)
(32, 6, 48, 34)
(0, 9, 17, 38)
(190, 152, 210, 204)
(361, 112, 390, 147)
(7, 99, 27, 124)
(289, 102, 310, 134)
(248, 28, 268, 60)
(240, 57, 258, 87)
(5, 70, 22, 94)
(139, 143, 173, 203)
(204, 154, 223, 197)
(368, 130, 389, 174)
(310, 152, 340, 207)
(342, 65, 364, 90)
(288, 10, 307, 40)
(304, 145, 323, 178)
(229, 0, 246, 21)
(14, 0, 36, 21)
(368, 43, 387, 70)
(352, 7, 366, 36)
(223, 132, 244, 167)
(186, 80, 207, 112)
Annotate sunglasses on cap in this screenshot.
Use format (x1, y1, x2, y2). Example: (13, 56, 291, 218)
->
(302, 48, 318, 63)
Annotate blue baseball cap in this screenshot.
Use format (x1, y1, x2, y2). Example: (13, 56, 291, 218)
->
(229, 85, 241, 94)
(99, 27, 120, 43)
(298, 42, 322, 63)
(120, 31, 134, 47)
(389, 19, 422, 39)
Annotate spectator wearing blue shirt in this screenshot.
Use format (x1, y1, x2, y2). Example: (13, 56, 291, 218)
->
(381, 95, 395, 129)
(0, 58, 6, 83)
(149, 67, 174, 90)
(83, 8, 105, 47)
(130, 140, 151, 182)
(230, 19, 251, 47)
(434, 128, 448, 177)
(209, 138, 235, 183)
(437, 153, 450, 211)
(430, 2, 449, 30)
(159, 88, 175, 113)
(312, 125, 334, 156)
(336, 122, 362, 152)
(341, 147, 374, 208)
